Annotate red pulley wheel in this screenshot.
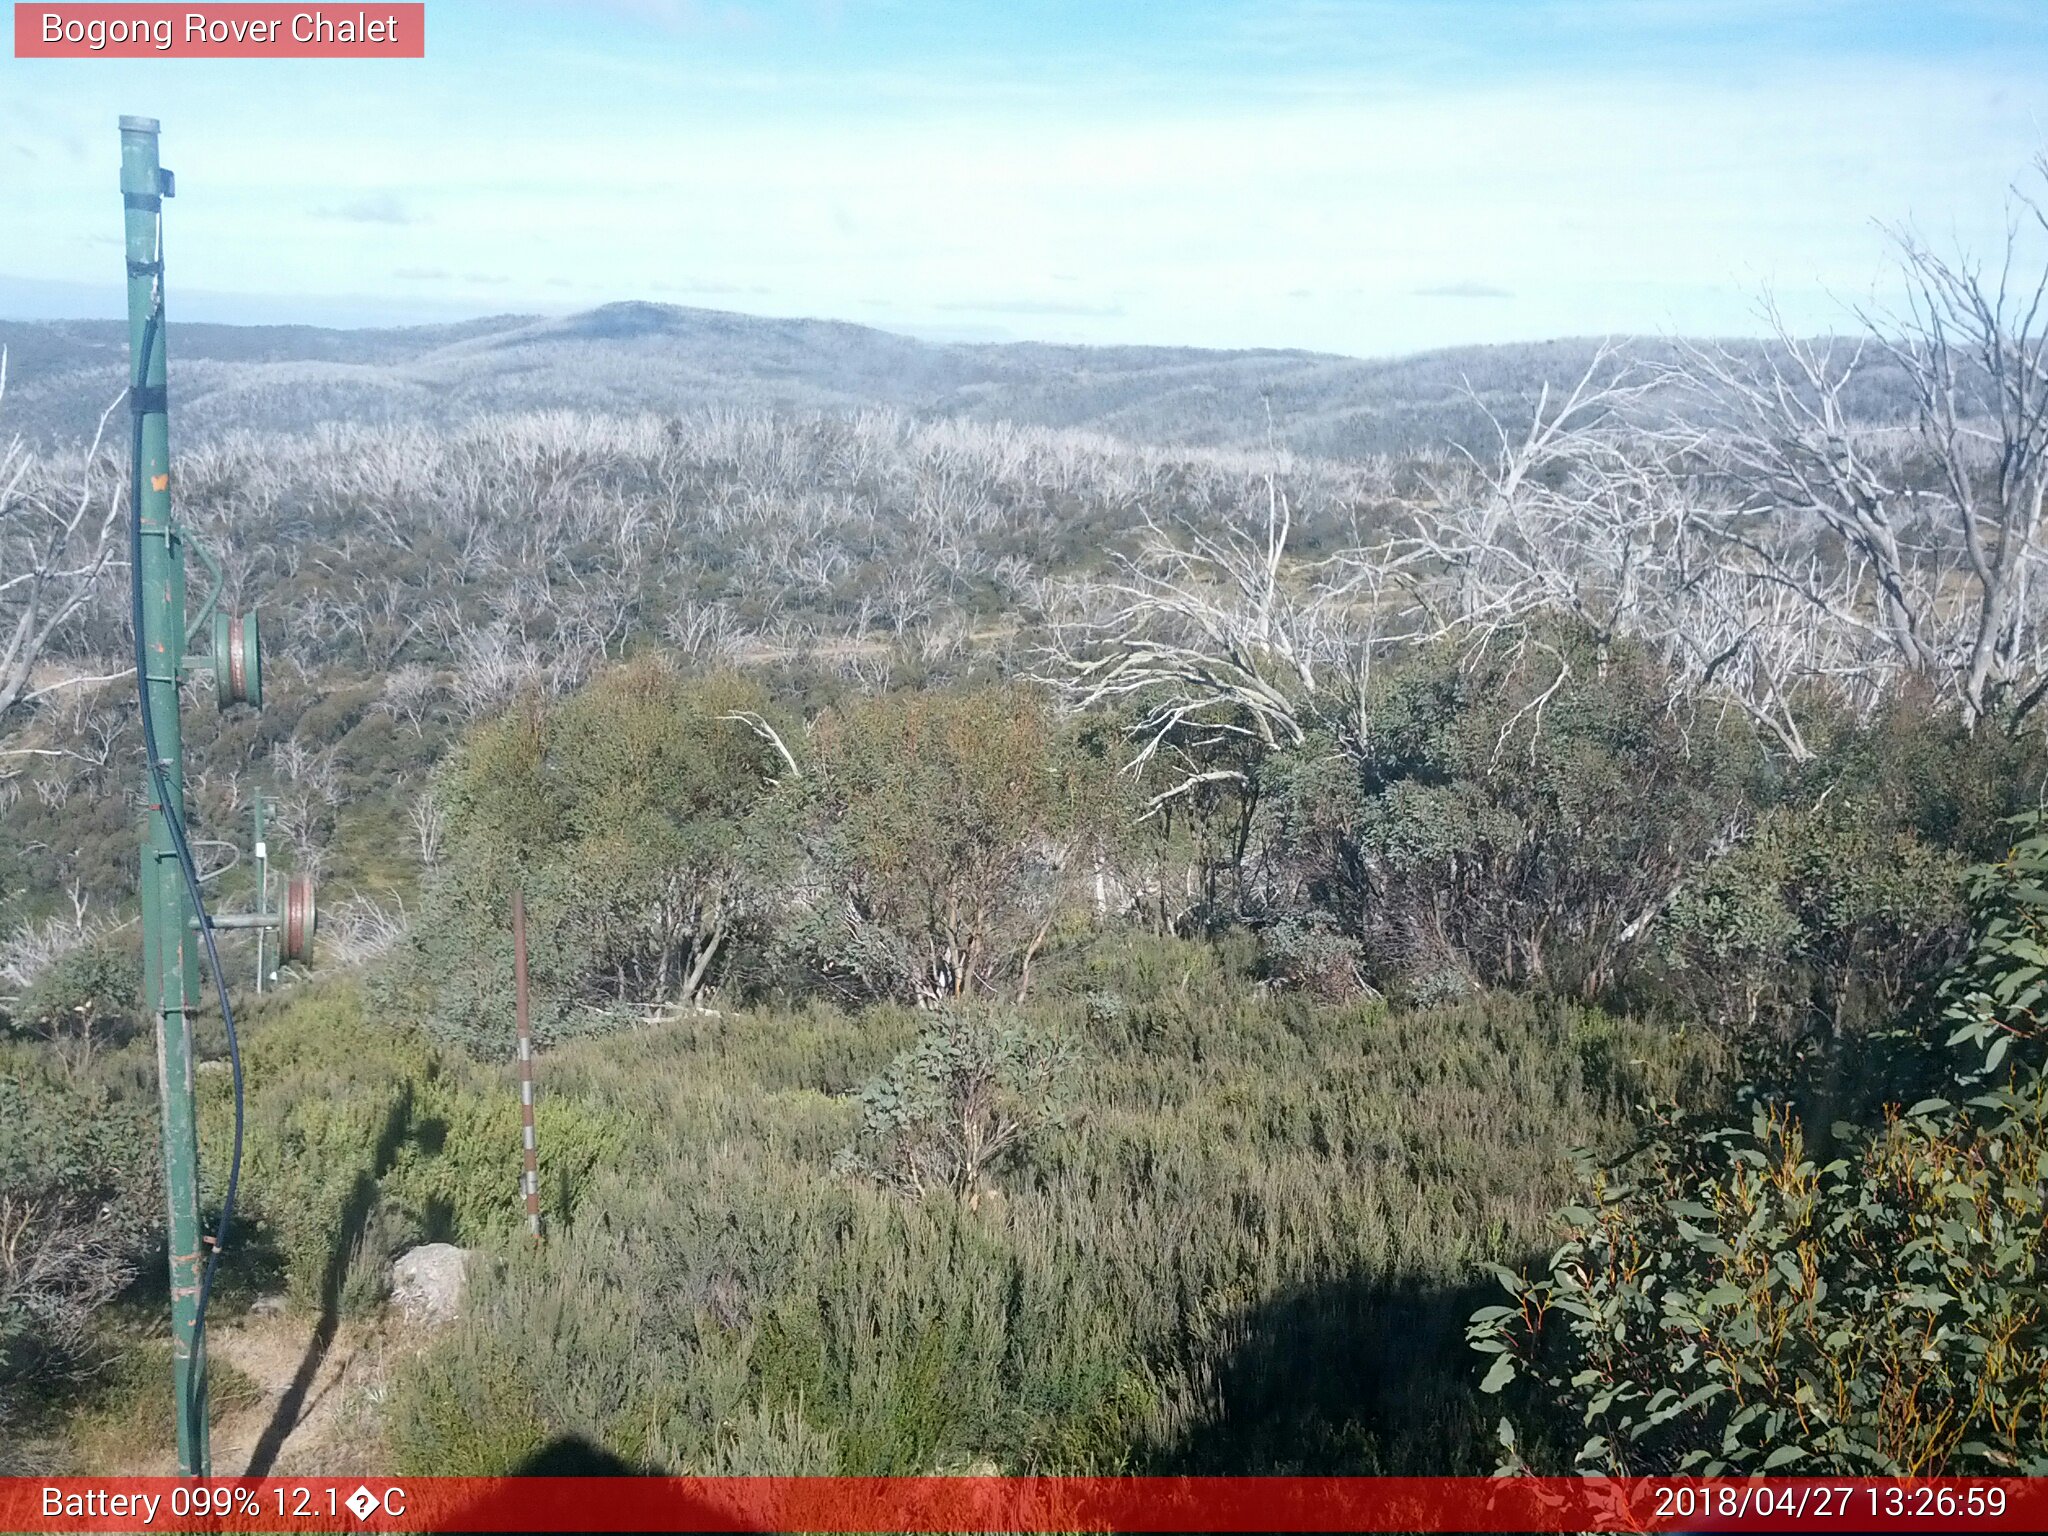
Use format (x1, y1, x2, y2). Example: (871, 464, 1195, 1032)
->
(280, 873, 317, 965)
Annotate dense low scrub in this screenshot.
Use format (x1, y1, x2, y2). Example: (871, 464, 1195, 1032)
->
(380, 934, 1712, 1474)
(0, 1047, 158, 1445)
(191, 984, 635, 1318)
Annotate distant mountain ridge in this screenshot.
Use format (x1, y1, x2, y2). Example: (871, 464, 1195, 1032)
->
(0, 300, 1904, 458)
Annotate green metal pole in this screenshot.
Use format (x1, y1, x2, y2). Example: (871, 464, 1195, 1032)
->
(253, 794, 267, 995)
(121, 114, 210, 1478)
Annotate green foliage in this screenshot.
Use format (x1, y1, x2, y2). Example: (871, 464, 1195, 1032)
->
(4, 930, 144, 1083)
(1253, 633, 1762, 1000)
(1472, 811, 2048, 1476)
(10, 933, 140, 1041)
(792, 686, 1125, 1003)
(835, 1006, 1074, 1199)
(1655, 804, 1967, 1058)
(17, 342, 2048, 1482)
(385, 1320, 549, 1475)
(379, 659, 793, 1052)
(1651, 710, 2009, 1048)
(383, 1076, 632, 1242)
(0, 1049, 155, 1416)
(385, 944, 1710, 1475)
(1941, 814, 2048, 1075)
(198, 983, 628, 1316)
(198, 985, 434, 1312)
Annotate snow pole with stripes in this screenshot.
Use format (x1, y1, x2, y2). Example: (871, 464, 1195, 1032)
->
(513, 886, 542, 1240)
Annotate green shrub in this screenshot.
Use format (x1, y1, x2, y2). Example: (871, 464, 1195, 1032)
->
(384, 1075, 633, 1240)
(378, 662, 794, 1053)
(197, 985, 431, 1311)
(791, 686, 1126, 1004)
(0, 1051, 155, 1419)
(834, 1006, 1074, 1200)
(386, 1314, 548, 1475)
(1251, 632, 1762, 1000)
(1471, 813, 2048, 1476)
(196, 984, 629, 1313)
(1655, 800, 1968, 1047)
(7, 930, 142, 1067)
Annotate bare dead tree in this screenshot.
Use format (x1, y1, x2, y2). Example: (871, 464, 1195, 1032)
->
(409, 787, 446, 869)
(375, 663, 441, 734)
(720, 710, 802, 782)
(269, 737, 341, 881)
(1669, 175, 2048, 733)
(1664, 557, 1875, 760)
(0, 358, 127, 725)
(1041, 471, 1388, 812)
(321, 893, 408, 967)
(1398, 344, 1667, 655)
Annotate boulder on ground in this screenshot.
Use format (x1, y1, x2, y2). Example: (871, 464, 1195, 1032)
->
(389, 1243, 473, 1326)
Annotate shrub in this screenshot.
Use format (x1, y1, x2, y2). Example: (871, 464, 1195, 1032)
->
(197, 985, 433, 1312)
(0, 1052, 155, 1418)
(1251, 633, 1761, 1000)
(383, 1076, 634, 1240)
(1470, 813, 2048, 1476)
(384, 968, 1710, 1476)
(378, 661, 794, 1053)
(793, 687, 1124, 1004)
(194, 983, 636, 1318)
(5, 929, 141, 1072)
(1655, 800, 1969, 1048)
(385, 1317, 549, 1476)
(835, 1007, 1074, 1200)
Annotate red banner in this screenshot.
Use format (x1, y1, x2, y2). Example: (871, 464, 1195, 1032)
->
(13, 5, 424, 58)
(2, 1476, 2043, 1532)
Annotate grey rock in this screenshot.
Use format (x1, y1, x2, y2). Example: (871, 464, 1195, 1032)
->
(389, 1243, 473, 1326)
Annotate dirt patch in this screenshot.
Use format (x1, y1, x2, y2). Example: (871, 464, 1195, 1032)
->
(222, 1308, 428, 1476)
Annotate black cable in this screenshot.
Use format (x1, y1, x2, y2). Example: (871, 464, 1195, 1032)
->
(129, 284, 244, 1348)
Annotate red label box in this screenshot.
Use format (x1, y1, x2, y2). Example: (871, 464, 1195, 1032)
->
(14, 4, 425, 57)
(1, 1476, 2042, 1533)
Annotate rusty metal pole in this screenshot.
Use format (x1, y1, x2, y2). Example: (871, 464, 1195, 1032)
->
(512, 888, 541, 1240)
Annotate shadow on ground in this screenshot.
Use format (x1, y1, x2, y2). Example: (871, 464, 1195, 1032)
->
(243, 1085, 415, 1476)
(1144, 1268, 1523, 1476)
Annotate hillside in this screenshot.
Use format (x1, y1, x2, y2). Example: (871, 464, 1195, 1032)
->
(0, 301, 1912, 457)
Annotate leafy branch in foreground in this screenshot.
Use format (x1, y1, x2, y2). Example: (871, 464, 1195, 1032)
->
(1470, 812, 2048, 1476)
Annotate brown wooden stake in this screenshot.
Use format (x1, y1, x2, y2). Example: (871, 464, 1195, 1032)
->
(513, 886, 542, 1241)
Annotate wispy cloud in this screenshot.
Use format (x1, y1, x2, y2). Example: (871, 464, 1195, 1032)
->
(934, 298, 1128, 318)
(1413, 281, 1514, 300)
(316, 192, 423, 226)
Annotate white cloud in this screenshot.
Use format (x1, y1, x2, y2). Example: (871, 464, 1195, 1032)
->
(0, 25, 2040, 354)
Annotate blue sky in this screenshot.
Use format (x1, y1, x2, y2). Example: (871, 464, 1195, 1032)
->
(2, 0, 2044, 354)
